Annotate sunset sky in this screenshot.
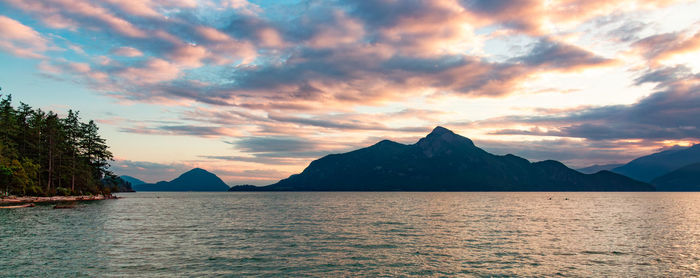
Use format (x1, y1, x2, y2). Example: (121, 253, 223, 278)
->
(1, 0, 699, 185)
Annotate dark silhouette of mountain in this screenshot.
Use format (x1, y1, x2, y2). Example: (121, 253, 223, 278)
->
(120, 175, 146, 186)
(230, 126, 652, 191)
(611, 144, 700, 182)
(133, 168, 230, 191)
(577, 164, 624, 174)
(651, 163, 700, 191)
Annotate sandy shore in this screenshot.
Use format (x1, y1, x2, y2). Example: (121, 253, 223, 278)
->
(0, 194, 118, 205)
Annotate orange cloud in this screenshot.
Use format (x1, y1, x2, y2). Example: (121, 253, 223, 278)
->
(634, 30, 700, 65)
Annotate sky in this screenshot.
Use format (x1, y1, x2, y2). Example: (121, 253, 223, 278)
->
(0, 0, 699, 185)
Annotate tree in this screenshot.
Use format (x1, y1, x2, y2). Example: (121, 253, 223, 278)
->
(81, 120, 113, 184)
(0, 90, 114, 196)
(0, 95, 19, 159)
(0, 142, 11, 196)
(42, 112, 62, 193)
(63, 110, 82, 192)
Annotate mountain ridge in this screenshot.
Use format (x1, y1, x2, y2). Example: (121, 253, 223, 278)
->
(611, 144, 700, 182)
(230, 126, 653, 191)
(651, 162, 700, 191)
(577, 164, 624, 174)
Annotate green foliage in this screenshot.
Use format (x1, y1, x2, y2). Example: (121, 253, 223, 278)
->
(0, 93, 114, 196)
(101, 173, 134, 193)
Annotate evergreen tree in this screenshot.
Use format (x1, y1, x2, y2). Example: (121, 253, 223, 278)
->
(0, 91, 115, 196)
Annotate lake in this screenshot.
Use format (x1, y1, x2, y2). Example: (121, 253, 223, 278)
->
(2, 192, 700, 277)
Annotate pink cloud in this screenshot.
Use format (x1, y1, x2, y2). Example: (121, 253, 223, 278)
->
(5, 0, 147, 37)
(221, 0, 261, 15)
(167, 45, 210, 68)
(307, 11, 366, 49)
(116, 58, 181, 84)
(196, 26, 232, 42)
(0, 16, 50, 58)
(192, 26, 259, 64)
(351, 0, 478, 56)
(112, 46, 144, 57)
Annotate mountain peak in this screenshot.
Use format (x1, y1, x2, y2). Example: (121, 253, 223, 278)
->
(428, 126, 453, 136)
(133, 167, 230, 191)
(184, 168, 208, 174)
(416, 126, 477, 157)
(422, 126, 473, 145)
(178, 168, 220, 181)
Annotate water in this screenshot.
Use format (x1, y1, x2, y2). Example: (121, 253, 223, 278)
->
(2, 192, 700, 277)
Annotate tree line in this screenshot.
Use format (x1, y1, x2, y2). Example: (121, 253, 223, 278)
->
(0, 94, 128, 196)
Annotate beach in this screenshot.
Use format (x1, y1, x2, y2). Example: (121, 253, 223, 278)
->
(0, 194, 118, 205)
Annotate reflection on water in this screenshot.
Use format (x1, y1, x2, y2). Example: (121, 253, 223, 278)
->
(2, 192, 700, 276)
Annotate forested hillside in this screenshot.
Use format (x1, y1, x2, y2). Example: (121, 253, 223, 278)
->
(0, 94, 120, 196)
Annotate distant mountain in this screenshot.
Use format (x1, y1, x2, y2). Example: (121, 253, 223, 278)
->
(611, 145, 700, 182)
(230, 126, 652, 191)
(577, 164, 624, 174)
(133, 168, 230, 191)
(651, 163, 700, 191)
(120, 175, 146, 186)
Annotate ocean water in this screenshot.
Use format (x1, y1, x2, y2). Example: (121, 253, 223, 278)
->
(2, 192, 700, 277)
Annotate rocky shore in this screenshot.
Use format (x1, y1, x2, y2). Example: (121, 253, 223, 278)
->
(0, 194, 118, 205)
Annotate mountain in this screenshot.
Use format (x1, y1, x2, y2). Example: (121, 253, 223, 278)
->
(133, 168, 230, 191)
(611, 144, 700, 182)
(577, 164, 624, 174)
(120, 175, 146, 186)
(651, 163, 700, 191)
(230, 126, 653, 191)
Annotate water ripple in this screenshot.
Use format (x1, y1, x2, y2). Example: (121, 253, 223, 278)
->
(2, 192, 700, 276)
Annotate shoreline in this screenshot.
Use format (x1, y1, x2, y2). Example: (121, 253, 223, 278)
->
(0, 194, 118, 205)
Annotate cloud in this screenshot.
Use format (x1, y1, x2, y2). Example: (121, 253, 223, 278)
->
(485, 66, 700, 141)
(111, 46, 143, 57)
(228, 136, 317, 154)
(267, 113, 429, 132)
(477, 137, 664, 168)
(461, 0, 683, 35)
(121, 125, 232, 137)
(2, 0, 630, 111)
(113, 58, 182, 84)
(4, 0, 148, 37)
(101, 0, 197, 18)
(349, 0, 479, 56)
(515, 39, 615, 71)
(0, 16, 50, 58)
(462, 0, 543, 33)
(199, 155, 300, 165)
(633, 29, 700, 64)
